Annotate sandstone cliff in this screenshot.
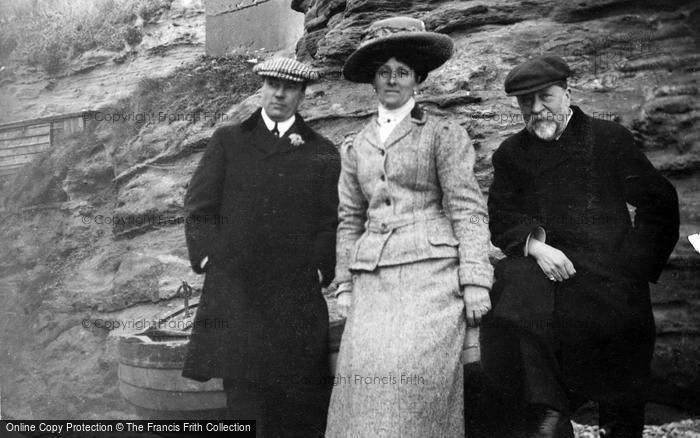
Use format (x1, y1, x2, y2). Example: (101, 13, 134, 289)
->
(292, 0, 700, 413)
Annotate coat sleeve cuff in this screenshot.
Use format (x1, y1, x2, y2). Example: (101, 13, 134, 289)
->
(190, 256, 207, 275)
(333, 262, 352, 285)
(458, 264, 494, 290)
(333, 268, 352, 285)
(332, 281, 353, 298)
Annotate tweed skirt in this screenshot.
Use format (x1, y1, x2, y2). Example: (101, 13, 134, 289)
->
(326, 258, 465, 437)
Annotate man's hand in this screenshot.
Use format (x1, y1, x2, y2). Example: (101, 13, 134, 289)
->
(528, 239, 576, 281)
(336, 292, 352, 319)
(463, 285, 491, 327)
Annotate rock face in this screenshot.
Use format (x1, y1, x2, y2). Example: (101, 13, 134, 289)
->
(293, 0, 700, 411)
(1, 0, 699, 421)
(0, 0, 206, 124)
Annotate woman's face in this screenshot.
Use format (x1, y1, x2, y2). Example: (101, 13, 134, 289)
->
(373, 57, 418, 110)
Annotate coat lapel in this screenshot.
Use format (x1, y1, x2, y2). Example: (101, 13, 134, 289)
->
(251, 118, 280, 157)
(266, 127, 294, 158)
(512, 107, 595, 182)
(240, 109, 276, 158)
(516, 112, 582, 176)
(383, 115, 413, 150)
(359, 117, 382, 151)
(265, 113, 316, 159)
(525, 135, 571, 176)
(383, 105, 427, 149)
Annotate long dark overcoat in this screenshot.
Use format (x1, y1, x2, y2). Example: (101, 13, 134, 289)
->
(484, 106, 679, 404)
(181, 109, 340, 387)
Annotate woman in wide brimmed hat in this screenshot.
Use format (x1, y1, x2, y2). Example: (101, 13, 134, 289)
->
(327, 16, 493, 437)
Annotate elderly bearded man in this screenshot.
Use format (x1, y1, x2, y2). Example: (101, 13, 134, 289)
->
(181, 58, 340, 437)
(481, 55, 679, 438)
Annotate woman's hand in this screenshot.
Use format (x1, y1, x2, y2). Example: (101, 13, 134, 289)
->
(463, 285, 491, 327)
(463, 326, 481, 364)
(528, 239, 576, 282)
(336, 291, 352, 319)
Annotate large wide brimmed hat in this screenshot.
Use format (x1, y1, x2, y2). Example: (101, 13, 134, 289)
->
(343, 16, 454, 83)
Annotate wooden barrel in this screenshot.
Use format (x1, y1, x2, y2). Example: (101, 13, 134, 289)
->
(117, 331, 227, 420)
(118, 304, 347, 418)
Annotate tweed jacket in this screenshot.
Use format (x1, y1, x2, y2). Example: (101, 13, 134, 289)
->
(335, 105, 493, 289)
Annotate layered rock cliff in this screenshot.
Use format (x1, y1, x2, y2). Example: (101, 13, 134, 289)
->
(292, 0, 700, 412)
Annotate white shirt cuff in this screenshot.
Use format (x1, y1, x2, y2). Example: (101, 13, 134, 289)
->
(524, 227, 546, 256)
(333, 281, 353, 297)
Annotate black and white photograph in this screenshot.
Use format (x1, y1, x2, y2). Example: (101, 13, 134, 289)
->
(0, 0, 698, 437)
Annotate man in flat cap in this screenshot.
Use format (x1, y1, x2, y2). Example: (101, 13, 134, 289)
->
(182, 57, 340, 437)
(481, 55, 679, 437)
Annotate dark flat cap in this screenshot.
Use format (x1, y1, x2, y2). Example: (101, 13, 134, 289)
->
(504, 55, 571, 96)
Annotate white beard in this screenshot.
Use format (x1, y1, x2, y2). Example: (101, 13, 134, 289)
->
(529, 119, 558, 141)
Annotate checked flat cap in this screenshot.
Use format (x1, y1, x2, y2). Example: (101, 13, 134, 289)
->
(253, 57, 320, 83)
(504, 55, 571, 96)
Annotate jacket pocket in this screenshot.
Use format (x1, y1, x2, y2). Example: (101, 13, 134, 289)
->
(350, 232, 390, 271)
(427, 220, 459, 247)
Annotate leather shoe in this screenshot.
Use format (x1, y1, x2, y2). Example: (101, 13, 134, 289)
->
(527, 405, 574, 438)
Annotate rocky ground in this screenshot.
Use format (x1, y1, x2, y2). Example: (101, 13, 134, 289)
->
(0, 0, 698, 432)
(575, 419, 700, 438)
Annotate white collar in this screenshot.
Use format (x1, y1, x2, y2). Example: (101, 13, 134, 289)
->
(377, 98, 415, 126)
(376, 98, 415, 143)
(261, 109, 295, 137)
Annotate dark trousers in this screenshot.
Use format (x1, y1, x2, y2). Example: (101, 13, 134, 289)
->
(479, 323, 647, 438)
(222, 379, 330, 438)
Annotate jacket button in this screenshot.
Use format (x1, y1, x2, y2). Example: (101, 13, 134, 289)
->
(385, 199, 391, 206)
(380, 175, 386, 181)
(380, 150, 385, 156)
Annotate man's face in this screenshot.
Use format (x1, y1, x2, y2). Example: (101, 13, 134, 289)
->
(517, 84, 571, 141)
(261, 77, 305, 121)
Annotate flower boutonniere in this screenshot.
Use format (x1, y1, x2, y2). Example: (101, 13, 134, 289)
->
(289, 133, 305, 147)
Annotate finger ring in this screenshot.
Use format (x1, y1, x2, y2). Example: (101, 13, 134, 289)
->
(548, 276, 555, 281)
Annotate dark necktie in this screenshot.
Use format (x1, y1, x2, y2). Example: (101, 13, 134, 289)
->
(271, 122, 279, 137)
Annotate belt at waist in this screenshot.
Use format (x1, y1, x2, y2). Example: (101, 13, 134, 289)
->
(365, 211, 447, 233)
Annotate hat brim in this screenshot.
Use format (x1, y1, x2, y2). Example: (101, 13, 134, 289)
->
(506, 79, 567, 96)
(256, 71, 316, 83)
(343, 33, 453, 83)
